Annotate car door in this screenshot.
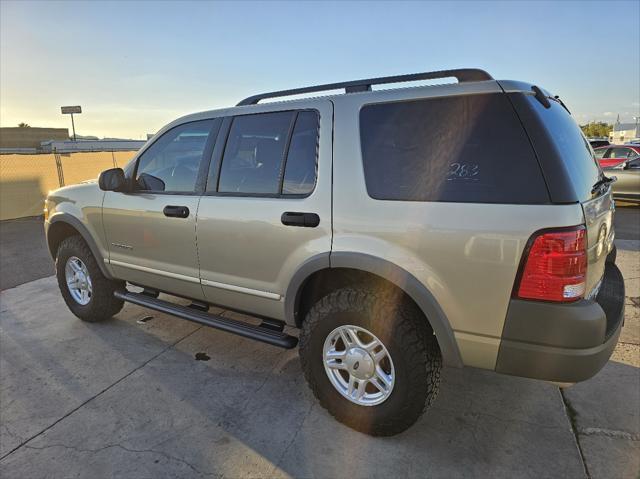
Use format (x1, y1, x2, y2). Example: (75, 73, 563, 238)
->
(196, 101, 332, 321)
(103, 118, 221, 299)
(601, 146, 632, 168)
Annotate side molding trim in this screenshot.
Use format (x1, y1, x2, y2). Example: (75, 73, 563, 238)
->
(110, 260, 201, 284)
(201, 278, 281, 300)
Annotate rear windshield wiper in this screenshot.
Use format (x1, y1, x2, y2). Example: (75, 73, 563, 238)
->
(553, 95, 571, 115)
(591, 175, 616, 195)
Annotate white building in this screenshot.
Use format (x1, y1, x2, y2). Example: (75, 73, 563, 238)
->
(609, 121, 639, 144)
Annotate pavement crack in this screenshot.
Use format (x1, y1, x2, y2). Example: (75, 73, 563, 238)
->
(578, 427, 640, 441)
(22, 443, 218, 477)
(0, 326, 203, 462)
(559, 388, 591, 479)
(271, 402, 314, 475)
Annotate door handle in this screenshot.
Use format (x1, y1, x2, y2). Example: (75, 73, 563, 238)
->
(163, 205, 190, 218)
(281, 212, 320, 228)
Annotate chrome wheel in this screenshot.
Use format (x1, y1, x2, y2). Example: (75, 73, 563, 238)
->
(323, 325, 395, 406)
(65, 256, 92, 305)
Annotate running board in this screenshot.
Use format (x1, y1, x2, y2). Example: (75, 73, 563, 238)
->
(114, 290, 298, 349)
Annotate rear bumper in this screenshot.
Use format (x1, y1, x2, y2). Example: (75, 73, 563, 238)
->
(495, 262, 625, 383)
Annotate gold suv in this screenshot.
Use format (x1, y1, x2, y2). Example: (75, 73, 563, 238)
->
(45, 69, 625, 436)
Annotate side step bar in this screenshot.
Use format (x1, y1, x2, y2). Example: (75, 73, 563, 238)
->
(114, 290, 298, 349)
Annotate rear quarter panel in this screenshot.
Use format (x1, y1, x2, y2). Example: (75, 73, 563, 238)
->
(331, 85, 585, 370)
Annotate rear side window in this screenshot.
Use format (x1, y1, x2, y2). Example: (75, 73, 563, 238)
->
(218, 112, 293, 194)
(359, 93, 549, 203)
(282, 111, 319, 195)
(216, 110, 319, 196)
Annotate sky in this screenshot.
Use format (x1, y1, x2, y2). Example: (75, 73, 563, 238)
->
(1, 0, 639, 139)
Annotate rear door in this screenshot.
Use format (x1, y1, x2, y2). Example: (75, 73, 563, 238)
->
(602, 146, 634, 168)
(195, 101, 333, 320)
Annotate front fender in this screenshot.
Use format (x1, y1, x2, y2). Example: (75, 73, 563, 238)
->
(46, 213, 113, 279)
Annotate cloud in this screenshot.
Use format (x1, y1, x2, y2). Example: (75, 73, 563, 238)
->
(603, 112, 614, 116)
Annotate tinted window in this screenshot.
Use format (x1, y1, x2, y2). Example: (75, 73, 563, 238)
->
(607, 147, 634, 158)
(218, 112, 294, 194)
(282, 111, 319, 195)
(135, 120, 216, 192)
(594, 148, 608, 159)
(517, 95, 601, 201)
(359, 93, 549, 203)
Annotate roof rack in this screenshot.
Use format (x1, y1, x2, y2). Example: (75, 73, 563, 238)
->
(237, 68, 493, 106)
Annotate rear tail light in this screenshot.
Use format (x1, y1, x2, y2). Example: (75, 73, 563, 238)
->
(515, 226, 587, 302)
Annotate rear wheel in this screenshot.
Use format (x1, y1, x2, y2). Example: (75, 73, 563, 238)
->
(299, 287, 442, 436)
(56, 235, 124, 322)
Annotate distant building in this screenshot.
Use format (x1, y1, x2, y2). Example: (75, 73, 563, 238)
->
(40, 139, 147, 153)
(609, 121, 639, 144)
(0, 127, 69, 151)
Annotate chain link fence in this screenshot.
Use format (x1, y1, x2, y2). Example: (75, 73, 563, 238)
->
(0, 150, 138, 220)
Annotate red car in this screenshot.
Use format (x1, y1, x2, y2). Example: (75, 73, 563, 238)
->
(594, 144, 640, 168)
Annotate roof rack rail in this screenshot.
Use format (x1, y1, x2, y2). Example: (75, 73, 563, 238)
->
(237, 68, 493, 106)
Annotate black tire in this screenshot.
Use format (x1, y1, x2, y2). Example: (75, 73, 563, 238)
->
(606, 244, 617, 264)
(56, 235, 124, 322)
(299, 287, 442, 436)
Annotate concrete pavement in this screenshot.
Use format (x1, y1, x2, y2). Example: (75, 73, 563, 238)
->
(0, 208, 638, 478)
(0, 243, 638, 478)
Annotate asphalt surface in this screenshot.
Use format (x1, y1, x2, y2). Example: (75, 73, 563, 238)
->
(614, 204, 640, 241)
(0, 208, 638, 478)
(0, 216, 53, 290)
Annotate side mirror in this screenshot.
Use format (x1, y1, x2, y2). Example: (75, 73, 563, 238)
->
(98, 168, 127, 191)
(137, 173, 166, 192)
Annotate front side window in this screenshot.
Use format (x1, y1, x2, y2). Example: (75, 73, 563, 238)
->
(216, 110, 319, 196)
(135, 119, 217, 193)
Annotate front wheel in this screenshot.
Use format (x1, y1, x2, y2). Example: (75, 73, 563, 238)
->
(56, 235, 124, 322)
(299, 287, 442, 436)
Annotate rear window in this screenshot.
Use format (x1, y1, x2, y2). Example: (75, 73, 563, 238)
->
(359, 93, 549, 203)
(514, 94, 601, 202)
